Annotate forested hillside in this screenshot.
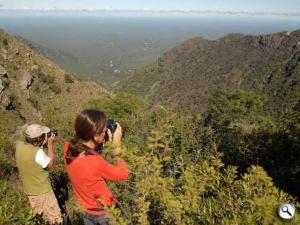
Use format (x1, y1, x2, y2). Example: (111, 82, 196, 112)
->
(116, 30, 300, 115)
(0, 28, 299, 225)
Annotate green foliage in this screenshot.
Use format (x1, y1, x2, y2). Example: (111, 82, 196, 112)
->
(89, 94, 299, 224)
(7, 95, 21, 111)
(37, 69, 55, 85)
(49, 83, 62, 94)
(264, 104, 300, 198)
(27, 96, 40, 110)
(0, 181, 42, 225)
(0, 112, 42, 224)
(0, 87, 299, 225)
(6, 63, 18, 71)
(2, 38, 8, 46)
(89, 92, 146, 123)
(208, 88, 266, 128)
(106, 128, 300, 225)
(64, 73, 74, 83)
(88, 93, 147, 145)
(0, 77, 10, 89)
(115, 63, 162, 98)
(36, 69, 61, 94)
(0, 111, 22, 178)
(207, 88, 300, 200)
(41, 106, 74, 169)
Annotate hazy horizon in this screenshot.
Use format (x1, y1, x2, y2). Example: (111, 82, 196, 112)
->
(0, 13, 299, 84)
(1, 0, 300, 14)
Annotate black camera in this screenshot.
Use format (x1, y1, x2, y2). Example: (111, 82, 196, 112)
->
(105, 119, 117, 141)
(47, 129, 58, 138)
(42, 130, 58, 148)
(96, 119, 117, 154)
(107, 119, 117, 134)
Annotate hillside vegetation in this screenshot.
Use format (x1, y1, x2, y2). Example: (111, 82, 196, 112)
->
(116, 30, 300, 115)
(0, 28, 299, 225)
(0, 28, 109, 122)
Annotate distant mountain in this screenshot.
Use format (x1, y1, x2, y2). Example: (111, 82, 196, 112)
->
(115, 30, 300, 114)
(16, 36, 82, 71)
(0, 28, 109, 122)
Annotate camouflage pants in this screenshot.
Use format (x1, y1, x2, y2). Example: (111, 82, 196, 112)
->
(28, 189, 63, 224)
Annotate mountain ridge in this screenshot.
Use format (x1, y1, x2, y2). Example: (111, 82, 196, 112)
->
(115, 30, 300, 114)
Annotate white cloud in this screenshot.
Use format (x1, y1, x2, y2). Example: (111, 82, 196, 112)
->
(1, 7, 299, 17)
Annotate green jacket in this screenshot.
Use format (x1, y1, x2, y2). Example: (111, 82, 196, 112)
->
(15, 141, 51, 195)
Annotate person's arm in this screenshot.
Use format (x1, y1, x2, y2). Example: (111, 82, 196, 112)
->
(46, 133, 56, 171)
(35, 133, 56, 170)
(97, 157, 129, 181)
(100, 122, 128, 180)
(108, 122, 123, 161)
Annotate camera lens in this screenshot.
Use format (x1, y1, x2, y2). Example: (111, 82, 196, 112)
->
(53, 130, 58, 136)
(107, 119, 117, 134)
(105, 119, 117, 141)
(47, 130, 58, 138)
(47, 131, 52, 138)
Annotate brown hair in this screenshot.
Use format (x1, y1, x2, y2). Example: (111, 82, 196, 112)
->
(25, 135, 45, 147)
(66, 109, 107, 164)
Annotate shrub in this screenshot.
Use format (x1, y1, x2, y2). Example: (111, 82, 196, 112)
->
(64, 73, 74, 83)
(27, 97, 40, 110)
(206, 88, 300, 200)
(0, 181, 45, 225)
(207, 88, 266, 128)
(0, 111, 22, 178)
(88, 92, 147, 136)
(0, 87, 299, 224)
(37, 69, 55, 85)
(7, 63, 18, 71)
(6, 95, 21, 111)
(2, 38, 8, 46)
(1, 77, 10, 89)
(49, 84, 62, 95)
(104, 130, 300, 225)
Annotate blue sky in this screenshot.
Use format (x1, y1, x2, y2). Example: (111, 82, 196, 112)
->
(0, 0, 300, 13)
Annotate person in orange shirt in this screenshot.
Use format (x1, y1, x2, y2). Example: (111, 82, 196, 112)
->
(64, 109, 129, 225)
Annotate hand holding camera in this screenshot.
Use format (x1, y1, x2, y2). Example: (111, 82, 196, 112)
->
(106, 119, 123, 156)
(44, 130, 58, 148)
(112, 122, 122, 143)
(105, 120, 122, 142)
(47, 132, 56, 146)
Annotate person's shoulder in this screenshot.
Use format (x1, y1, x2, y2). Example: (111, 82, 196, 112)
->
(63, 142, 70, 161)
(63, 142, 70, 150)
(15, 140, 39, 154)
(15, 139, 22, 145)
(15, 140, 26, 148)
(85, 154, 105, 164)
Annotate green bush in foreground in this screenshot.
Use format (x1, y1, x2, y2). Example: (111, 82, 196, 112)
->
(0, 92, 300, 224)
(102, 126, 300, 225)
(0, 181, 45, 225)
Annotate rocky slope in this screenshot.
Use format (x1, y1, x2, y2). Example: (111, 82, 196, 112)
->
(0, 28, 109, 123)
(116, 30, 300, 114)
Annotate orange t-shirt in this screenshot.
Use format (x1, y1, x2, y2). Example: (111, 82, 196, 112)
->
(63, 143, 128, 215)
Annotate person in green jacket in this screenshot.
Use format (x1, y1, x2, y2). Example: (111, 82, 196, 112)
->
(15, 124, 62, 224)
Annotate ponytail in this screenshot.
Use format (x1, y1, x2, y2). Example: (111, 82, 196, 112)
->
(65, 137, 90, 164)
(65, 109, 107, 164)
